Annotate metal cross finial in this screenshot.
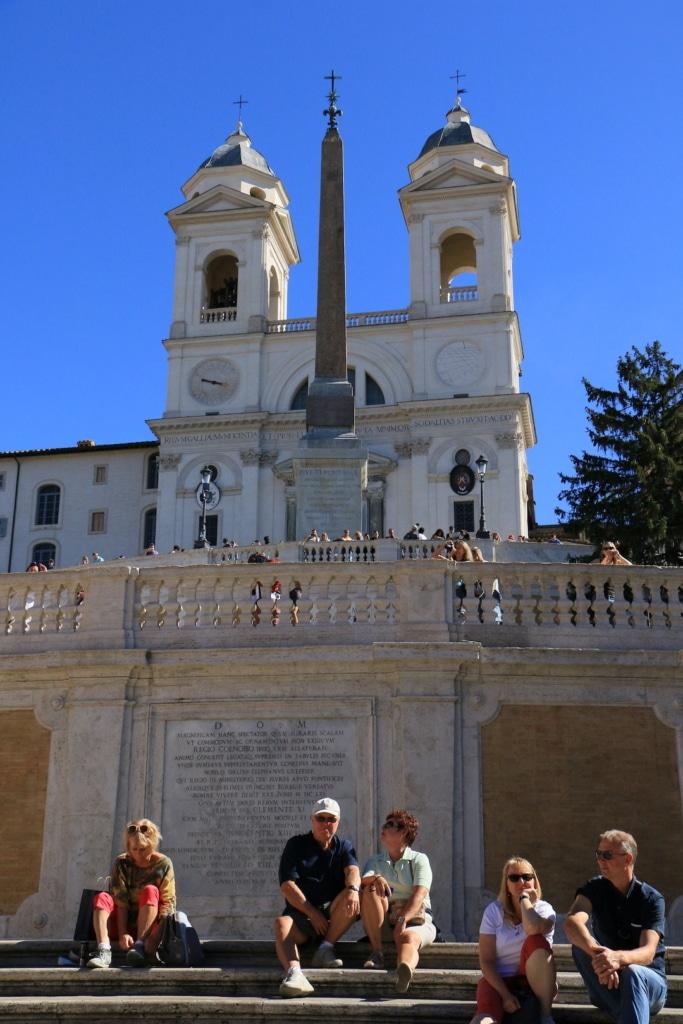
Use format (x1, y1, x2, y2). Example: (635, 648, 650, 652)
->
(323, 69, 343, 128)
(233, 94, 248, 129)
(450, 69, 467, 107)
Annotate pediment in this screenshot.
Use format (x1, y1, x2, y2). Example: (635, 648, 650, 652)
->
(167, 184, 270, 220)
(402, 160, 508, 195)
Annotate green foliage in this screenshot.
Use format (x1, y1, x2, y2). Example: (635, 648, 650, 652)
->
(556, 342, 683, 564)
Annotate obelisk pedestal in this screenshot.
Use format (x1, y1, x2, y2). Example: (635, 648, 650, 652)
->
(294, 79, 367, 540)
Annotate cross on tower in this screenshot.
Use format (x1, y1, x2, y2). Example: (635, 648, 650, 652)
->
(233, 94, 248, 127)
(323, 69, 343, 128)
(450, 69, 467, 107)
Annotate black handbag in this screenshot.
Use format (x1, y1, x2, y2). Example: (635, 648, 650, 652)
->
(73, 888, 99, 942)
(157, 911, 204, 967)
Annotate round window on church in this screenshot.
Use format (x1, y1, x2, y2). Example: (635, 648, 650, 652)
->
(454, 448, 471, 466)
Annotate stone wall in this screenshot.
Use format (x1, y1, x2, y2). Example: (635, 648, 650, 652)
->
(0, 710, 51, 914)
(0, 560, 681, 942)
(481, 705, 683, 912)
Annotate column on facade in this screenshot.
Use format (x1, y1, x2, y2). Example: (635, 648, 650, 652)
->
(170, 236, 190, 338)
(257, 451, 278, 541)
(239, 450, 261, 544)
(494, 431, 525, 536)
(155, 453, 182, 552)
(484, 201, 508, 310)
(410, 438, 432, 532)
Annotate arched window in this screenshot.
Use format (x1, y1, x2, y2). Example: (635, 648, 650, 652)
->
(143, 508, 157, 550)
(146, 453, 159, 490)
(35, 484, 60, 526)
(32, 542, 56, 567)
(440, 232, 478, 302)
(290, 379, 309, 410)
(365, 373, 385, 406)
(290, 369, 356, 411)
(205, 254, 238, 309)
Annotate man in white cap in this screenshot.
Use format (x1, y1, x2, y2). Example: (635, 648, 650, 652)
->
(274, 797, 361, 997)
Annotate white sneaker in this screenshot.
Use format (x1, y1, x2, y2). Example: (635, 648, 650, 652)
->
(279, 966, 314, 998)
(312, 943, 343, 968)
(87, 946, 112, 969)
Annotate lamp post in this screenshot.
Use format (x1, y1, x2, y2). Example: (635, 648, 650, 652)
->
(475, 454, 490, 539)
(194, 466, 212, 549)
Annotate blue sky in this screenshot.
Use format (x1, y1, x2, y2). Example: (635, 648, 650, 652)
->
(1, 0, 681, 523)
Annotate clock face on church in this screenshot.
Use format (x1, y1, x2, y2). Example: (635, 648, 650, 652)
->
(189, 358, 239, 406)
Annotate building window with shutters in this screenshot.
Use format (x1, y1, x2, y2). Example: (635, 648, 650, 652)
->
(94, 465, 108, 484)
(89, 510, 107, 534)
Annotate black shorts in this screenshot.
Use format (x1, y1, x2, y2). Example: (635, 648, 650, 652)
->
(281, 902, 331, 943)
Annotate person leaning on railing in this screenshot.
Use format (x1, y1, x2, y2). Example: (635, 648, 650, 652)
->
(592, 542, 632, 566)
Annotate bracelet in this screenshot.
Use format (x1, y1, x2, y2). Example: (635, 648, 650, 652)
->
(347, 885, 360, 893)
(519, 893, 530, 901)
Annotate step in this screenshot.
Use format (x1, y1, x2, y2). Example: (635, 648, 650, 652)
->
(0, 967, 680, 1006)
(0, 996, 681, 1024)
(1, 941, 681, 974)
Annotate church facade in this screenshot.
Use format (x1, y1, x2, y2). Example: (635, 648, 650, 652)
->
(0, 99, 535, 571)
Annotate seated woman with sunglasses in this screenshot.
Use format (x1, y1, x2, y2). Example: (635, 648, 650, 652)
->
(470, 856, 556, 1024)
(87, 819, 176, 968)
(360, 810, 436, 993)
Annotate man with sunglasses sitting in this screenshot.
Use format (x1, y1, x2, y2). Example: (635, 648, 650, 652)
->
(274, 797, 361, 997)
(565, 830, 667, 1024)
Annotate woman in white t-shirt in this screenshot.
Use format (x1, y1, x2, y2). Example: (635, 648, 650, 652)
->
(470, 856, 557, 1024)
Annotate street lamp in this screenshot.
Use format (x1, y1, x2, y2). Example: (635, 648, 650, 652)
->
(475, 454, 490, 539)
(194, 466, 213, 549)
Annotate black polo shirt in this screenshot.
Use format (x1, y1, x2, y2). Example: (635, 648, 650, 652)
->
(576, 875, 666, 978)
(279, 832, 358, 909)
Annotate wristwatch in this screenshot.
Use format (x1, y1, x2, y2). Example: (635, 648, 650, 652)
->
(347, 885, 360, 893)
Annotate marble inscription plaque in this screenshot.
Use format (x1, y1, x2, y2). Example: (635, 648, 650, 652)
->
(294, 458, 366, 539)
(162, 718, 357, 898)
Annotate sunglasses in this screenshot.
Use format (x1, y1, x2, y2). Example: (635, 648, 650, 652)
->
(508, 873, 534, 882)
(382, 821, 403, 830)
(314, 815, 338, 823)
(127, 824, 150, 835)
(595, 850, 627, 861)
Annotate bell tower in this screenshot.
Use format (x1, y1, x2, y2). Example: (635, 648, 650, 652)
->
(400, 96, 519, 319)
(166, 117, 299, 344)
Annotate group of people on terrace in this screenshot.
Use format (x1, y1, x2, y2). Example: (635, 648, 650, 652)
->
(85, 807, 666, 1024)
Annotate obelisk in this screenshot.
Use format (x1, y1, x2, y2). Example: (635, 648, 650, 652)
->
(294, 73, 368, 541)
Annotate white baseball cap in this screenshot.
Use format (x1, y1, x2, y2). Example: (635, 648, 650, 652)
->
(311, 797, 340, 820)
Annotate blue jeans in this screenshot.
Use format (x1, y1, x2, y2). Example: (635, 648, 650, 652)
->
(572, 946, 667, 1024)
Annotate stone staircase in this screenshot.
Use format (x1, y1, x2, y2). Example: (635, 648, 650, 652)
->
(0, 940, 680, 1023)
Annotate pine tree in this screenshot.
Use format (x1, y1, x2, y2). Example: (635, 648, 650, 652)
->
(556, 341, 683, 564)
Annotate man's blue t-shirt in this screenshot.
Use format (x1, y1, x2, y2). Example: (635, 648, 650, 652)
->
(576, 875, 666, 979)
(279, 832, 358, 909)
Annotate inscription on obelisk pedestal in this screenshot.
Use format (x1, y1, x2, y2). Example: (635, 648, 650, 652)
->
(161, 718, 358, 898)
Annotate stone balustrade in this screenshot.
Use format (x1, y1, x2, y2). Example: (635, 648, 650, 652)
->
(266, 309, 409, 334)
(440, 285, 479, 302)
(1, 560, 680, 654)
(200, 306, 237, 323)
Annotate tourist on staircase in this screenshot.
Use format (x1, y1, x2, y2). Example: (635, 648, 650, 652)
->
(87, 818, 176, 969)
(565, 829, 667, 1024)
(275, 797, 361, 998)
(469, 856, 557, 1024)
(360, 809, 436, 994)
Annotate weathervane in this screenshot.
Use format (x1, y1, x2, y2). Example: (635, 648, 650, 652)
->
(233, 94, 248, 130)
(323, 70, 342, 128)
(450, 69, 467, 108)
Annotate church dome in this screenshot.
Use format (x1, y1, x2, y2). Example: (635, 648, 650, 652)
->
(418, 102, 499, 158)
(198, 122, 275, 175)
